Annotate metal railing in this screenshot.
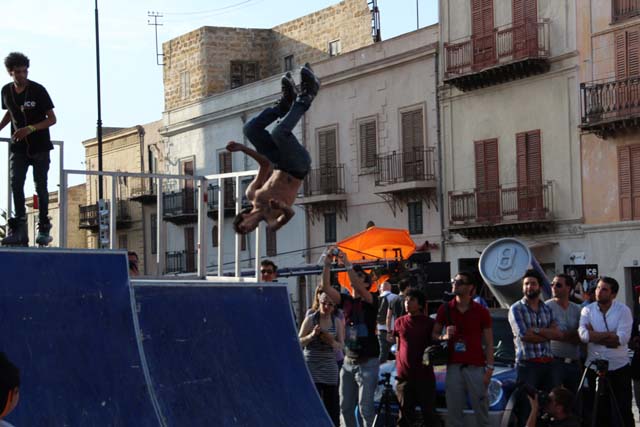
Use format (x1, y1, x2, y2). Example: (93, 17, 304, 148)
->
(613, 0, 640, 21)
(61, 169, 260, 281)
(207, 177, 252, 211)
(163, 188, 197, 217)
(375, 148, 436, 185)
(445, 19, 550, 78)
(448, 181, 553, 224)
(79, 200, 131, 228)
(129, 177, 156, 199)
(581, 76, 640, 125)
(165, 250, 197, 274)
(302, 165, 345, 196)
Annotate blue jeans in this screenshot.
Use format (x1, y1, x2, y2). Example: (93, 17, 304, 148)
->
(243, 101, 311, 180)
(10, 150, 50, 223)
(340, 357, 379, 427)
(551, 358, 581, 394)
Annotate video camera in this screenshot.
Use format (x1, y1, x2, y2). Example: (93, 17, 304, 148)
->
(593, 359, 609, 374)
(522, 382, 549, 408)
(378, 372, 392, 386)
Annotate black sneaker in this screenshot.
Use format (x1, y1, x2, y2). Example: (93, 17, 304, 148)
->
(275, 72, 297, 117)
(299, 63, 320, 102)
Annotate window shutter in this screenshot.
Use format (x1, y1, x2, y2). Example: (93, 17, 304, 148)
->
(526, 130, 542, 185)
(212, 225, 218, 248)
(360, 121, 377, 169)
(484, 139, 499, 189)
(516, 132, 528, 189)
(628, 28, 640, 77)
(475, 140, 486, 191)
(632, 145, 640, 219)
(616, 31, 628, 79)
(401, 110, 423, 152)
(219, 152, 234, 208)
(618, 145, 633, 221)
(318, 129, 337, 166)
(512, 0, 524, 23)
(482, 0, 494, 34)
(472, 0, 484, 36)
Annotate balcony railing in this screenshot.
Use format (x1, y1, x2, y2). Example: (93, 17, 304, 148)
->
(129, 177, 156, 201)
(445, 19, 550, 80)
(581, 76, 640, 131)
(165, 250, 197, 274)
(613, 0, 640, 21)
(79, 200, 132, 228)
(207, 178, 252, 212)
(302, 165, 345, 197)
(375, 148, 435, 186)
(163, 188, 197, 217)
(449, 181, 553, 225)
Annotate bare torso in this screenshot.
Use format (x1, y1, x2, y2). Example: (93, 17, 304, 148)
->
(248, 170, 302, 228)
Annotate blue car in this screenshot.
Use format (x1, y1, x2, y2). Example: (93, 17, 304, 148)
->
(376, 309, 518, 427)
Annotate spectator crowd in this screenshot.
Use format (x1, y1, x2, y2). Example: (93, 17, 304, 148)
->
(297, 246, 640, 427)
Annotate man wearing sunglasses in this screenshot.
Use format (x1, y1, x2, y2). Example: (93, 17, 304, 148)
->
(260, 259, 278, 282)
(432, 272, 494, 427)
(544, 274, 582, 394)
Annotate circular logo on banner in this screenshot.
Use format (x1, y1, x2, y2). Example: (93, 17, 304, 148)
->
(479, 238, 531, 287)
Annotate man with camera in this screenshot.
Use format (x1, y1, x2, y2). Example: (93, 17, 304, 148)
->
(525, 386, 580, 427)
(578, 276, 634, 427)
(432, 271, 494, 427)
(320, 246, 379, 427)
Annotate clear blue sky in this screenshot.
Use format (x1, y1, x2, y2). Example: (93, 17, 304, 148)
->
(0, 0, 438, 214)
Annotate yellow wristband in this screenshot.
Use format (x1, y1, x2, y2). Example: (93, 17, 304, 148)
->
(27, 125, 36, 133)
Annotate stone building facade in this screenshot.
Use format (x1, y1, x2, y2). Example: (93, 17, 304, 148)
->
(162, 0, 373, 111)
(25, 184, 87, 248)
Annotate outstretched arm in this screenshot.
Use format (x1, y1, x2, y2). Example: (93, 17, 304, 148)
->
(226, 141, 272, 196)
(0, 111, 11, 133)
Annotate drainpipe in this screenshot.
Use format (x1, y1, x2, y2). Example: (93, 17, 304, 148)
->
(136, 125, 148, 274)
(435, 50, 446, 262)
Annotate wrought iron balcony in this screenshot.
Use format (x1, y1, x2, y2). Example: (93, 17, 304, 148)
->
(78, 200, 133, 230)
(580, 76, 640, 138)
(207, 178, 252, 218)
(444, 19, 550, 91)
(448, 181, 553, 238)
(376, 148, 436, 186)
(129, 177, 157, 204)
(613, 0, 640, 22)
(162, 189, 197, 224)
(301, 165, 345, 197)
(165, 250, 197, 274)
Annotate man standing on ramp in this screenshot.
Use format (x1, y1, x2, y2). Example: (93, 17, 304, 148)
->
(1, 52, 57, 246)
(229, 63, 319, 234)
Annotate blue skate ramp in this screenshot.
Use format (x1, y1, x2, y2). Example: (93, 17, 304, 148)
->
(0, 249, 331, 427)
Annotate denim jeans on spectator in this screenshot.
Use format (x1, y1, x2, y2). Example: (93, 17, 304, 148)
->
(10, 150, 50, 223)
(551, 358, 581, 394)
(340, 357, 379, 427)
(377, 330, 391, 364)
(242, 101, 311, 180)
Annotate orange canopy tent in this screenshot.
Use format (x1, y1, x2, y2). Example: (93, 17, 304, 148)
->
(335, 227, 416, 293)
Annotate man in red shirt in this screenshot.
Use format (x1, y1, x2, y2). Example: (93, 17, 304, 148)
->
(432, 272, 494, 427)
(393, 289, 438, 426)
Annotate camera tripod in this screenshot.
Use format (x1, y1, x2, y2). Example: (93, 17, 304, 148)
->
(577, 362, 625, 427)
(373, 372, 397, 427)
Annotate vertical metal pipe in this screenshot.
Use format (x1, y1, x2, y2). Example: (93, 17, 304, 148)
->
(5, 142, 11, 218)
(197, 177, 206, 278)
(109, 175, 117, 249)
(58, 141, 64, 246)
(235, 175, 241, 278)
(157, 178, 164, 273)
(95, 0, 104, 200)
(217, 179, 224, 277)
(59, 171, 68, 248)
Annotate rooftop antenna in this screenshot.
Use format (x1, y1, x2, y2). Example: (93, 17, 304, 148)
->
(368, 0, 381, 42)
(147, 11, 165, 66)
